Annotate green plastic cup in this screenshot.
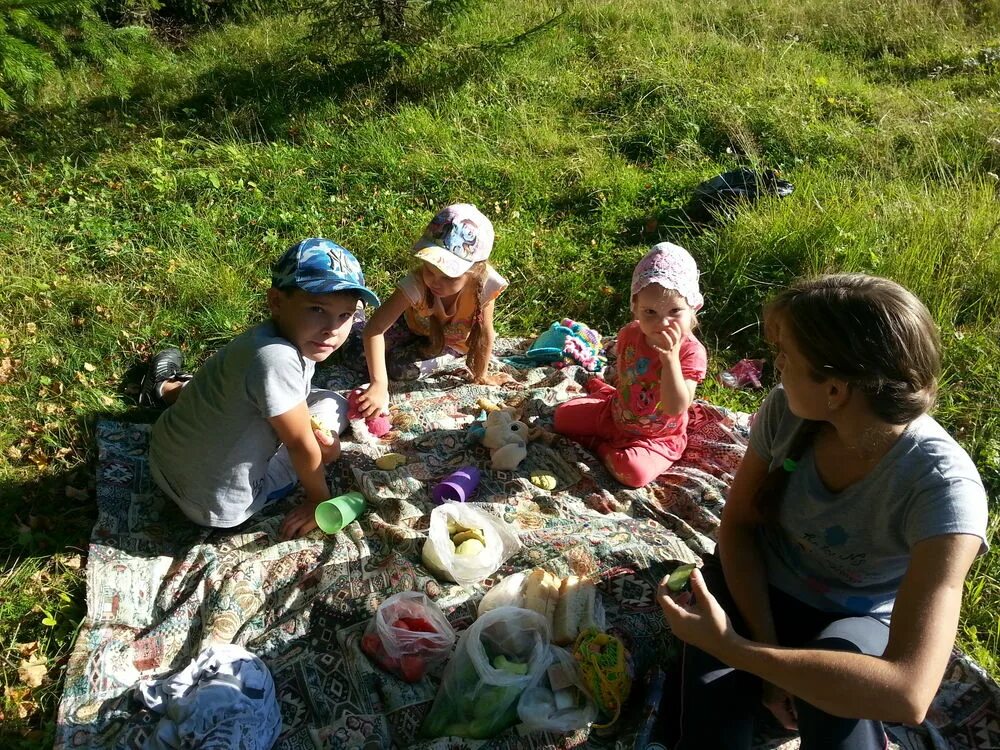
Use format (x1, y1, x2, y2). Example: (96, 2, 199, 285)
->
(315, 491, 367, 534)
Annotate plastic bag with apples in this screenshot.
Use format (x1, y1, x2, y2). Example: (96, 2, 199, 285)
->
(422, 502, 521, 586)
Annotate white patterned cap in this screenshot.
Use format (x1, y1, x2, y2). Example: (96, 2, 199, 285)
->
(630, 242, 703, 310)
(412, 203, 495, 278)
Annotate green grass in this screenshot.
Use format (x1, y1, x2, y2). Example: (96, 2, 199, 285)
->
(1, 0, 999, 741)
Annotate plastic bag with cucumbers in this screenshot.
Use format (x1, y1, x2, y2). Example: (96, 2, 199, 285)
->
(422, 502, 521, 586)
(422, 606, 549, 739)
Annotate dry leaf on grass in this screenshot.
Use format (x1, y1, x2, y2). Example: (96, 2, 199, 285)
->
(3, 685, 40, 720)
(0, 357, 17, 384)
(65, 485, 89, 501)
(17, 654, 48, 688)
(55, 552, 83, 570)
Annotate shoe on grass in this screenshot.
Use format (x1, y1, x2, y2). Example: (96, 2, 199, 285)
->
(139, 348, 191, 408)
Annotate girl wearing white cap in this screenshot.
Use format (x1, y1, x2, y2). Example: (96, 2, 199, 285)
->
(553, 242, 708, 488)
(356, 204, 511, 417)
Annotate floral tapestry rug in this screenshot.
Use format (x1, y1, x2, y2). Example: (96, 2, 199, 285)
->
(56, 358, 1000, 750)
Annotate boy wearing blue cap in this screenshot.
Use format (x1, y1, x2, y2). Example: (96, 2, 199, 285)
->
(146, 239, 379, 540)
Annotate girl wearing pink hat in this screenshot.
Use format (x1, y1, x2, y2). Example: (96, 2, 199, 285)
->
(554, 242, 708, 488)
(356, 203, 512, 418)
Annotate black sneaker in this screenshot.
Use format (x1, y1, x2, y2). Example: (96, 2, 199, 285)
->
(139, 348, 190, 408)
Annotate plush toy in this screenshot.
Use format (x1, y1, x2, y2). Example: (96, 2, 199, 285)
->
(480, 409, 531, 470)
(471, 397, 557, 462)
(347, 389, 392, 441)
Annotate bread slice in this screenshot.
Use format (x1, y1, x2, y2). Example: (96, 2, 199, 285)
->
(524, 568, 560, 632)
(553, 575, 580, 645)
(577, 578, 597, 632)
(553, 576, 597, 645)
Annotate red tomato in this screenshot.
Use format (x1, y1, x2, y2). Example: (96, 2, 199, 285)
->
(399, 654, 426, 682)
(399, 617, 437, 633)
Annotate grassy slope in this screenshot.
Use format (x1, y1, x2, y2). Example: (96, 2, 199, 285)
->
(1, 0, 998, 741)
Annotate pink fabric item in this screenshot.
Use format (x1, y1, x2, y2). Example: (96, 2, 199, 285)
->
(553, 322, 709, 488)
(630, 242, 704, 310)
(347, 389, 392, 437)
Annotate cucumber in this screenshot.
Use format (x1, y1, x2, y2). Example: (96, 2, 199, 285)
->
(666, 563, 697, 592)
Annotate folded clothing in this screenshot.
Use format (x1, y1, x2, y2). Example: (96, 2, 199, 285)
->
(136, 643, 281, 750)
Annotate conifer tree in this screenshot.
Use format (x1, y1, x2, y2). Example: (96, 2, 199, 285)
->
(0, 0, 77, 109)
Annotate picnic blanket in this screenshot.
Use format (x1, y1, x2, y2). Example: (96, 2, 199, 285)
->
(56, 357, 1000, 750)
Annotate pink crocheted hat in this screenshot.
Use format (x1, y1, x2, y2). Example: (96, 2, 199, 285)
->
(630, 242, 704, 310)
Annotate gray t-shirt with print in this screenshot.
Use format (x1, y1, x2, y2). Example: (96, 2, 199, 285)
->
(750, 386, 988, 623)
(150, 321, 314, 528)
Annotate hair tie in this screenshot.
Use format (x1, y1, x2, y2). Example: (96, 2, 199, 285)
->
(783, 458, 797, 472)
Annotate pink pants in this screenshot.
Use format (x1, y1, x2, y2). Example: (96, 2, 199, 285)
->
(553, 379, 684, 488)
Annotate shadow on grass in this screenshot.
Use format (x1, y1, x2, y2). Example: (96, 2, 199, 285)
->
(0, 468, 95, 563)
(0, 11, 567, 165)
(0, 357, 169, 565)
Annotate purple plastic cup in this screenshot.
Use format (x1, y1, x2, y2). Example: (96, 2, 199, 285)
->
(432, 466, 481, 504)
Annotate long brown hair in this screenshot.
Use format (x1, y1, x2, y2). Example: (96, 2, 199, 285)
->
(755, 273, 941, 522)
(422, 261, 492, 373)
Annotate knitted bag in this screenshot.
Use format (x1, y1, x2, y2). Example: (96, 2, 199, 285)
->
(503, 319, 606, 373)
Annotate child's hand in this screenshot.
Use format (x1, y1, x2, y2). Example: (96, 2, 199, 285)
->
(279, 500, 320, 540)
(314, 429, 341, 464)
(474, 372, 521, 388)
(648, 319, 684, 359)
(356, 383, 388, 418)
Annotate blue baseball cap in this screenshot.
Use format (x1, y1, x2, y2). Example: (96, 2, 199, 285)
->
(271, 238, 379, 307)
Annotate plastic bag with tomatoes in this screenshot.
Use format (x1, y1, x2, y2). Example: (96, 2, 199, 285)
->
(360, 591, 456, 683)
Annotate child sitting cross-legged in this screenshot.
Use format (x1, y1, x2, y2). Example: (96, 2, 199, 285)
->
(554, 243, 708, 488)
(145, 239, 379, 540)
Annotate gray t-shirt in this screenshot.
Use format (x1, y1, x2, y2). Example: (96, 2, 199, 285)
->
(150, 321, 314, 527)
(750, 386, 988, 623)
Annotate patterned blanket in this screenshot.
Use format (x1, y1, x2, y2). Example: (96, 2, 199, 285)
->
(56, 359, 1000, 750)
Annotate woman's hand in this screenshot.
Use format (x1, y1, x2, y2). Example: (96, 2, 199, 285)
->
(762, 682, 798, 730)
(657, 568, 739, 656)
(356, 382, 388, 418)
